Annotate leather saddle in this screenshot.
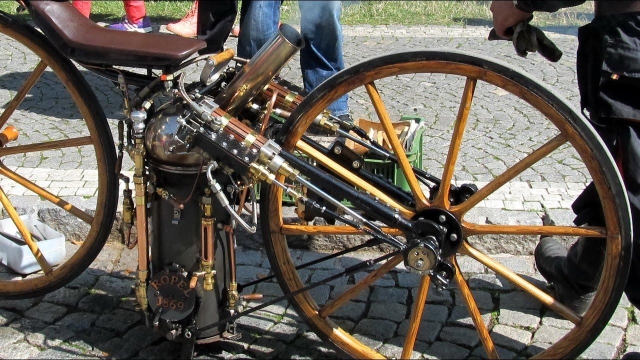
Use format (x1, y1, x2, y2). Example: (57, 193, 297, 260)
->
(25, 0, 207, 68)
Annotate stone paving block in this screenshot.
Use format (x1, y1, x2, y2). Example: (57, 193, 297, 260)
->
(491, 324, 532, 352)
(0, 326, 25, 347)
(329, 284, 370, 302)
(498, 308, 540, 329)
(378, 336, 427, 359)
(628, 324, 640, 346)
(66, 271, 99, 289)
(368, 302, 408, 322)
(532, 324, 569, 344)
(247, 336, 288, 359)
(332, 300, 366, 322)
(43, 286, 88, 307)
(541, 312, 573, 330)
(300, 251, 338, 270)
(255, 282, 284, 298)
(24, 302, 67, 324)
(581, 341, 619, 360)
(1, 340, 41, 359)
(524, 342, 552, 357)
(439, 326, 480, 348)
(423, 341, 470, 359)
(33, 347, 96, 359)
(67, 327, 116, 352)
(500, 291, 542, 310)
(609, 306, 630, 329)
(92, 276, 135, 297)
(397, 319, 442, 344)
(454, 290, 493, 310)
(353, 318, 398, 341)
(0, 297, 39, 312)
(0, 308, 19, 326)
(268, 322, 300, 343)
(9, 317, 48, 334)
(237, 249, 264, 267)
(307, 284, 330, 306)
(237, 265, 269, 284)
(55, 312, 98, 333)
(471, 345, 518, 359)
(111, 247, 138, 279)
(138, 341, 181, 359)
(78, 293, 120, 313)
(448, 305, 492, 328)
(456, 255, 486, 274)
(95, 309, 141, 333)
(596, 325, 625, 347)
(26, 325, 75, 348)
(354, 272, 395, 287)
(310, 269, 348, 287)
(370, 286, 408, 304)
(468, 274, 515, 291)
(493, 254, 535, 275)
(236, 313, 277, 335)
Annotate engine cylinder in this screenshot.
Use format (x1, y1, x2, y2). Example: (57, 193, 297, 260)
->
(144, 102, 206, 173)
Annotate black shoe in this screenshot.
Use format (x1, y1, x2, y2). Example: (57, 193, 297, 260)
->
(622, 352, 640, 360)
(534, 237, 595, 315)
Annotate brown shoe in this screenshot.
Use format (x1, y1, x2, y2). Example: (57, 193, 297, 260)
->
(167, 0, 197, 38)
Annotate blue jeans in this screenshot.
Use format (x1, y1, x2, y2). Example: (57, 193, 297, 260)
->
(237, 0, 349, 116)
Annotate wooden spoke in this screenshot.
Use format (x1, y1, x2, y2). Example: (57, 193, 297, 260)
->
(453, 257, 498, 359)
(401, 275, 430, 358)
(364, 82, 429, 210)
(0, 136, 93, 157)
(0, 60, 48, 129)
(452, 134, 567, 216)
(319, 254, 402, 318)
(281, 224, 402, 236)
(0, 164, 93, 224)
(0, 186, 53, 274)
(433, 78, 476, 209)
(296, 140, 414, 217)
(461, 242, 581, 324)
(462, 221, 606, 238)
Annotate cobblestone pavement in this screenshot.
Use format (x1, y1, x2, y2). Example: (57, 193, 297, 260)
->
(0, 19, 637, 359)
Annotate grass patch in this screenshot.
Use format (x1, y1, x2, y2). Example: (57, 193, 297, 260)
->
(1, 1, 594, 27)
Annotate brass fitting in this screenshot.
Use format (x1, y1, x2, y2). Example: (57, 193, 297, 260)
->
(136, 269, 149, 312)
(249, 163, 276, 184)
(314, 111, 339, 133)
(201, 260, 215, 291)
(276, 161, 299, 181)
(228, 281, 239, 310)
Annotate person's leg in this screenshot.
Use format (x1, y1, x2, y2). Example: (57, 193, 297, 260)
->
(236, 0, 280, 59)
(196, 0, 237, 54)
(123, 0, 146, 23)
(72, 0, 91, 18)
(298, 1, 348, 116)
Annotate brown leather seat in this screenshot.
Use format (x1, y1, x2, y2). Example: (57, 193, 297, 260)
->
(27, 0, 207, 68)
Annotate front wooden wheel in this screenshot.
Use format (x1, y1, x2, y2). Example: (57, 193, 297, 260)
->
(261, 51, 631, 358)
(0, 13, 117, 298)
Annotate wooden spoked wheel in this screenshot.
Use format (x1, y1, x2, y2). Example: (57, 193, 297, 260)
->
(261, 51, 632, 358)
(0, 13, 117, 298)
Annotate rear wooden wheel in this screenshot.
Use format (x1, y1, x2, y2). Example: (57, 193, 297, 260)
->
(261, 51, 631, 358)
(0, 13, 117, 298)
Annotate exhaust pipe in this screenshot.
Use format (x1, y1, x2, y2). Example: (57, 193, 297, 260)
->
(215, 24, 304, 116)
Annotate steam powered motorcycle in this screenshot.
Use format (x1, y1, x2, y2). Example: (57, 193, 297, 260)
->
(0, 1, 632, 358)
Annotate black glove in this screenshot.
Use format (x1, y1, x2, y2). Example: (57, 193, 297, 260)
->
(488, 16, 563, 63)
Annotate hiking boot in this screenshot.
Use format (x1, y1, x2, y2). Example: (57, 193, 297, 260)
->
(535, 236, 595, 315)
(167, 0, 198, 38)
(107, 16, 152, 33)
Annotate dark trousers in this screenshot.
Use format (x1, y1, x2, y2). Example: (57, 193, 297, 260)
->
(565, 12, 640, 308)
(197, 0, 238, 55)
